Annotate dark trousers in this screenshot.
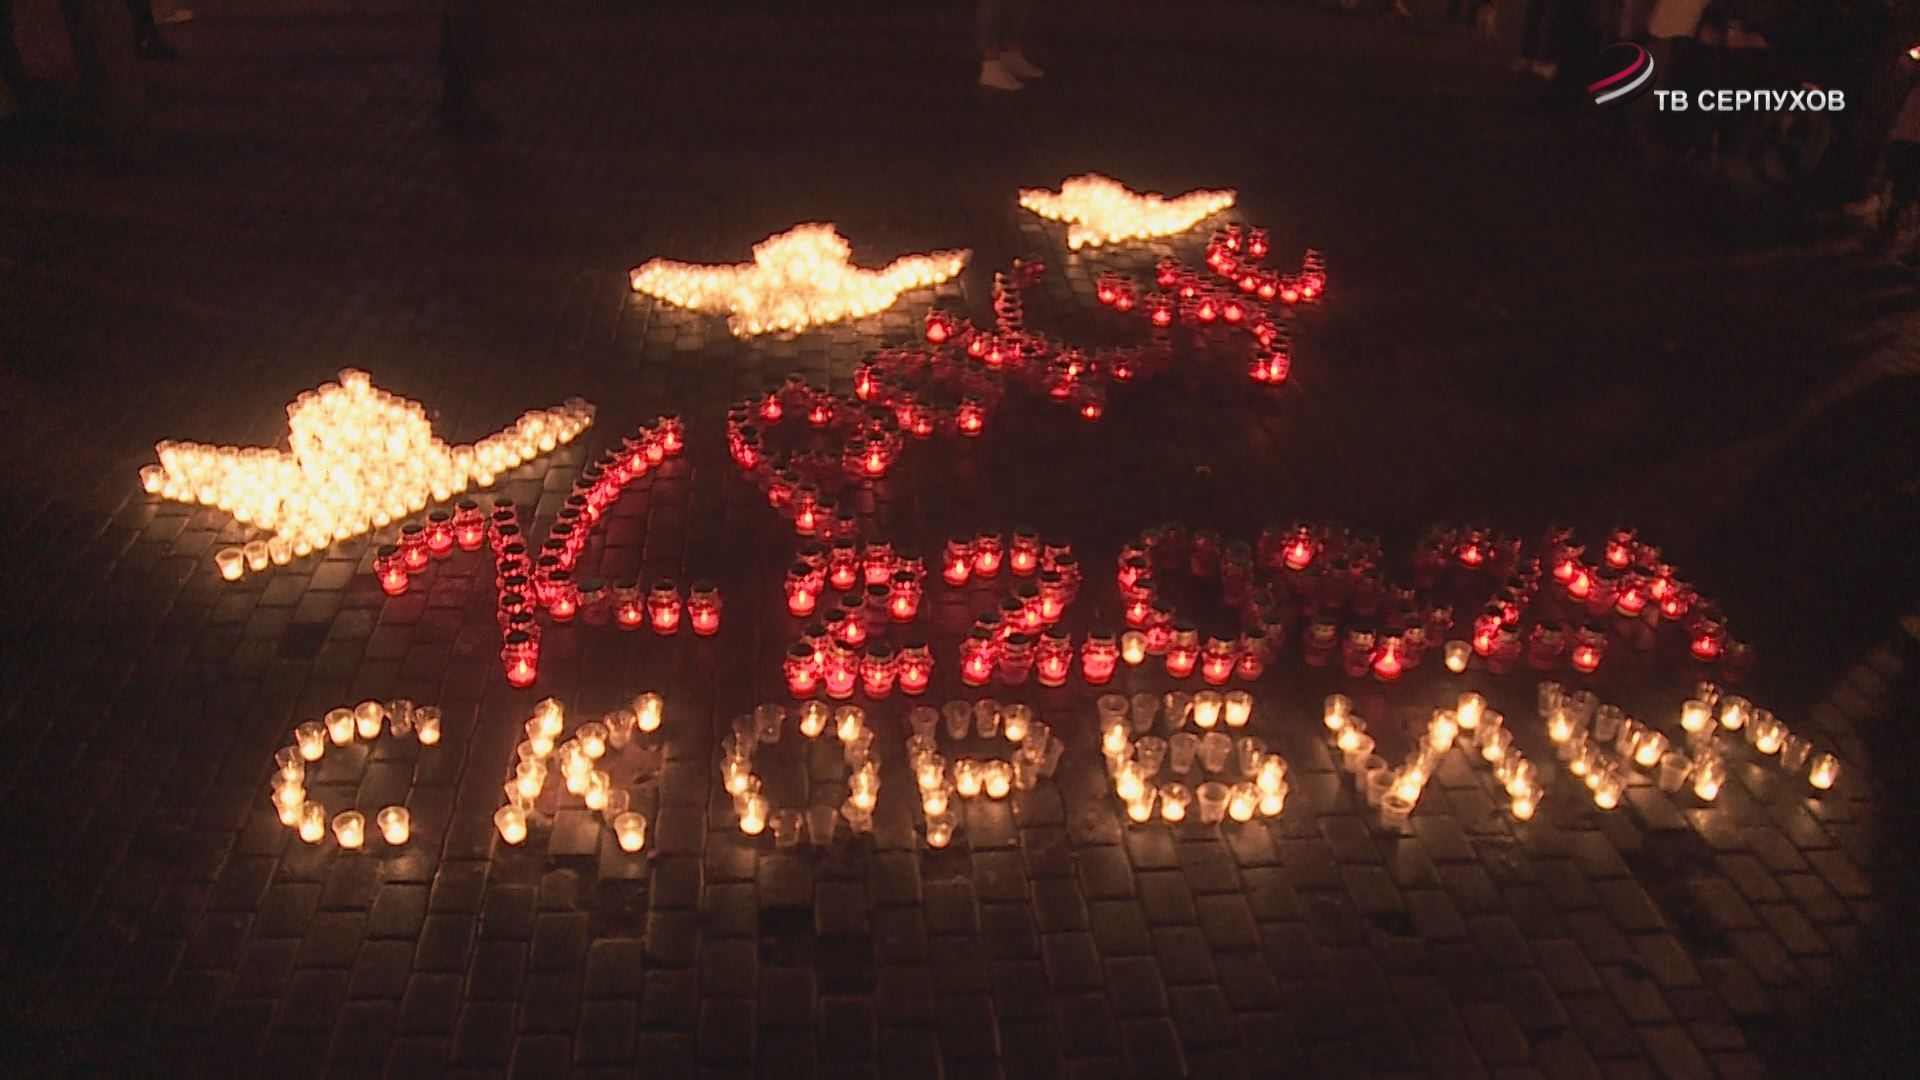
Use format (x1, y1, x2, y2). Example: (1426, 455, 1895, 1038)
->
(977, 0, 1030, 57)
(125, 0, 154, 42)
(1522, 0, 1556, 60)
(1884, 140, 1920, 235)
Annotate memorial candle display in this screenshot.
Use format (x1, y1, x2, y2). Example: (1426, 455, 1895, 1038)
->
(1018, 174, 1236, 250)
(146, 370, 591, 580)
(629, 224, 969, 337)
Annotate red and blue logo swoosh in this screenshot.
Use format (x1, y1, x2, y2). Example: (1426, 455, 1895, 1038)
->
(1589, 43, 1655, 107)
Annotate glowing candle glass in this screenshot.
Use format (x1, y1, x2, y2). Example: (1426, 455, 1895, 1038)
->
(296, 722, 328, 761)
(376, 806, 411, 845)
(332, 810, 366, 850)
(1808, 753, 1840, 791)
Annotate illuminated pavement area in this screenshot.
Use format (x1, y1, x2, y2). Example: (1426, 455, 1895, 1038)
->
(2, 1, 1918, 1075)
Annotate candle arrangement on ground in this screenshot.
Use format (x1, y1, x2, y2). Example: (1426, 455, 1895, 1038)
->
(140, 368, 592, 581)
(906, 699, 1066, 849)
(1538, 680, 1840, 811)
(371, 415, 706, 688)
(1017, 174, 1236, 250)
(274, 698, 441, 849)
(493, 695, 666, 853)
(628, 223, 969, 337)
(1101, 690, 1287, 827)
(720, 703, 885, 845)
(779, 527, 1083, 698)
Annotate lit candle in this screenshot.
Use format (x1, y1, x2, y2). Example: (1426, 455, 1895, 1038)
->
(1159, 783, 1192, 822)
(297, 802, 327, 843)
(295, 722, 328, 762)
(926, 813, 956, 849)
(1718, 696, 1750, 732)
(1444, 641, 1470, 674)
(1692, 757, 1724, 801)
(515, 761, 546, 801)
(1456, 693, 1485, 731)
(954, 759, 984, 798)
(414, 707, 441, 745)
(739, 795, 769, 836)
(584, 771, 611, 811)
(216, 547, 245, 581)
(1510, 792, 1537, 821)
(1003, 706, 1031, 744)
(1120, 631, 1148, 667)
(376, 806, 411, 845)
(836, 706, 865, 745)
(614, 811, 647, 852)
(1227, 783, 1258, 823)
(578, 722, 609, 760)
(1808, 753, 1840, 791)
(325, 708, 356, 746)
(1428, 710, 1459, 753)
(495, 805, 528, 845)
(1632, 730, 1668, 769)
(1189, 691, 1222, 730)
(354, 700, 385, 741)
(332, 810, 366, 850)
(798, 702, 829, 739)
(984, 761, 1013, 800)
(1323, 694, 1351, 733)
(1222, 691, 1253, 730)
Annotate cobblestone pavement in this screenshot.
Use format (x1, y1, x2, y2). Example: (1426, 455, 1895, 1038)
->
(2, 2, 1917, 1076)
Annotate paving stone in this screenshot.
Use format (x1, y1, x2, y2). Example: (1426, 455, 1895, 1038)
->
(1104, 955, 1170, 1017)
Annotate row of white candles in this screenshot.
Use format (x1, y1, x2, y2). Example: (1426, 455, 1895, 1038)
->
(140, 369, 592, 580)
(722, 703, 881, 841)
(909, 700, 1064, 849)
(1327, 692, 1544, 826)
(1103, 691, 1288, 825)
(1539, 682, 1839, 811)
(495, 695, 661, 852)
(275, 699, 442, 848)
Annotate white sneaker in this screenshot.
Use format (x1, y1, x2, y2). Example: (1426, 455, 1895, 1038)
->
(1001, 50, 1044, 79)
(979, 59, 1023, 91)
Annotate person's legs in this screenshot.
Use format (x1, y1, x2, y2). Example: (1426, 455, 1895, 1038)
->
(977, 0, 1027, 89)
(1522, 0, 1550, 59)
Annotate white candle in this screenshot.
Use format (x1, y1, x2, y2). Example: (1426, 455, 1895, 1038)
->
(614, 811, 647, 852)
(376, 806, 411, 845)
(325, 708, 355, 746)
(295, 723, 328, 762)
(1223, 691, 1253, 729)
(414, 707, 441, 745)
(494, 805, 528, 844)
(353, 701, 385, 741)
(1808, 753, 1840, 791)
(634, 693, 664, 734)
(332, 810, 366, 850)
(297, 802, 327, 843)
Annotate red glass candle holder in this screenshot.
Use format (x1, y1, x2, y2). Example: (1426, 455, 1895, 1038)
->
(863, 542, 896, 587)
(1036, 630, 1072, 687)
(1604, 527, 1636, 570)
(502, 631, 538, 688)
(1690, 617, 1726, 662)
(1570, 625, 1607, 674)
(656, 414, 684, 457)
(1010, 530, 1041, 576)
(973, 531, 1004, 577)
(999, 634, 1034, 686)
(1165, 625, 1200, 679)
(647, 580, 682, 635)
(421, 510, 454, 560)
(942, 536, 973, 586)
(786, 563, 821, 617)
(888, 571, 922, 622)
(823, 645, 859, 700)
(688, 582, 722, 636)
(1340, 627, 1376, 679)
(960, 629, 996, 687)
(1235, 632, 1267, 680)
(1526, 620, 1565, 671)
(375, 545, 409, 596)
(863, 583, 891, 621)
(1613, 573, 1648, 618)
(1201, 636, 1237, 685)
(453, 500, 486, 552)
(547, 571, 580, 621)
(956, 398, 986, 436)
(1081, 631, 1118, 685)
(828, 542, 861, 592)
(1144, 603, 1177, 654)
(1472, 606, 1504, 657)
(898, 641, 933, 695)
(792, 485, 820, 537)
(1660, 584, 1695, 622)
(612, 581, 643, 629)
(399, 523, 430, 573)
(1369, 634, 1406, 683)
(861, 644, 898, 699)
